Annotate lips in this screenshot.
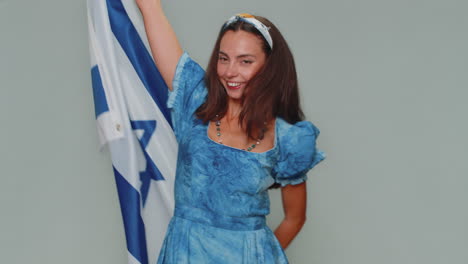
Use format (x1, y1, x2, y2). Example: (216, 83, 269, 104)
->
(226, 81, 243, 90)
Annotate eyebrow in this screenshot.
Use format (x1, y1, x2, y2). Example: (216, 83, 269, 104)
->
(218, 51, 256, 59)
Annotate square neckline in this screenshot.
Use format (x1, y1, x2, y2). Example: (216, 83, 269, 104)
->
(206, 118, 278, 155)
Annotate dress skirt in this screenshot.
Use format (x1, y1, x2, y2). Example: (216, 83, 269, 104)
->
(157, 206, 289, 264)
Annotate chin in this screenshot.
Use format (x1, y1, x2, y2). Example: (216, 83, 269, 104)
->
(225, 89, 244, 101)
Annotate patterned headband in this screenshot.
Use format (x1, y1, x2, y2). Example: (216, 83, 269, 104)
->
(223, 13, 273, 49)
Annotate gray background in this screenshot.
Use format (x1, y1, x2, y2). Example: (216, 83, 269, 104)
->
(1, 0, 467, 263)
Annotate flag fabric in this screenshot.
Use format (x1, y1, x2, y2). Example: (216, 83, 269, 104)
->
(87, 1, 177, 263)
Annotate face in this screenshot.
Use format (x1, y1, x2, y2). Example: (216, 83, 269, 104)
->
(217, 30, 267, 101)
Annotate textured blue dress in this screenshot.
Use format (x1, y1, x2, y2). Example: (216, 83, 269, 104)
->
(157, 53, 326, 264)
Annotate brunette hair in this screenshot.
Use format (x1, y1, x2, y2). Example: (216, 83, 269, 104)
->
(196, 15, 304, 139)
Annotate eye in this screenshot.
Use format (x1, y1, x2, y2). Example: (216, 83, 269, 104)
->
(218, 56, 228, 63)
(241, 60, 253, 64)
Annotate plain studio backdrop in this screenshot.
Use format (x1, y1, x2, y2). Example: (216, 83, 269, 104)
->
(1, 0, 467, 263)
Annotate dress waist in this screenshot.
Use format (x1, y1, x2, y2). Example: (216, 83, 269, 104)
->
(174, 205, 266, 231)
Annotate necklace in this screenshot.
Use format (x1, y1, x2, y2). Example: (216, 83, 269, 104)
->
(214, 115, 266, 151)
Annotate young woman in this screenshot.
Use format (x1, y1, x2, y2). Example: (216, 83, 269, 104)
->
(136, 1, 325, 263)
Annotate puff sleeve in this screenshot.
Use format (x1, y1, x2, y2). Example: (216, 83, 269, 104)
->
(272, 121, 326, 187)
(167, 52, 207, 141)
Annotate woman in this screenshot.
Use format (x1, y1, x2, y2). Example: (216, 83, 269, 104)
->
(136, 1, 325, 263)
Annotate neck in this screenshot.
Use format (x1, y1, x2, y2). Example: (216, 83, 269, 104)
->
(226, 98, 242, 121)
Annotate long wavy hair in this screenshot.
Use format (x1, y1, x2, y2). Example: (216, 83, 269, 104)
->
(196, 15, 304, 139)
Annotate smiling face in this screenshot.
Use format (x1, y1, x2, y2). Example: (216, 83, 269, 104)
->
(217, 30, 267, 101)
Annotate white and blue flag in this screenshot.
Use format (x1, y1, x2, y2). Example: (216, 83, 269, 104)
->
(87, 1, 177, 263)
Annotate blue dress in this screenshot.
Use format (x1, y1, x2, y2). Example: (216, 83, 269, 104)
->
(157, 53, 326, 264)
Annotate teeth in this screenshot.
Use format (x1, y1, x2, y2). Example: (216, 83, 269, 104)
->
(227, 82, 241, 87)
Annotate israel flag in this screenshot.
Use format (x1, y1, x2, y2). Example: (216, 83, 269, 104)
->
(87, 1, 176, 264)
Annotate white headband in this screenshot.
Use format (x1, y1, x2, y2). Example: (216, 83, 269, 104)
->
(223, 13, 273, 49)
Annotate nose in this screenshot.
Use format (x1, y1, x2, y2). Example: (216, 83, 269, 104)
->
(224, 62, 239, 78)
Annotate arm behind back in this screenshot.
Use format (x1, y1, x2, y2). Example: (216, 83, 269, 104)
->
(137, 0, 183, 90)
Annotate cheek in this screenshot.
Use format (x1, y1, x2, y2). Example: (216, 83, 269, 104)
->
(216, 63, 225, 77)
(248, 59, 266, 79)
(243, 67, 260, 81)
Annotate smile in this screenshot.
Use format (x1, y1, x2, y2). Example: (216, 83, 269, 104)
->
(226, 82, 243, 89)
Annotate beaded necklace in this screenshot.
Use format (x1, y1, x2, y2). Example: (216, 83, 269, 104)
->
(214, 115, 266, 151)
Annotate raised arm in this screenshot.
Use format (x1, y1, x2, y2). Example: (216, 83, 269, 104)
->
(136, 0, 183, 90)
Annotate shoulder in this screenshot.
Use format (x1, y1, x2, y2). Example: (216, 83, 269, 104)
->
(275, 117, 323, 168)
(276, 117, 320, 148)
(173, 52, 206, 85)
(168, 52, 208, 109)
(272, 117, 326, 186)
(167, 52, 208, 139)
